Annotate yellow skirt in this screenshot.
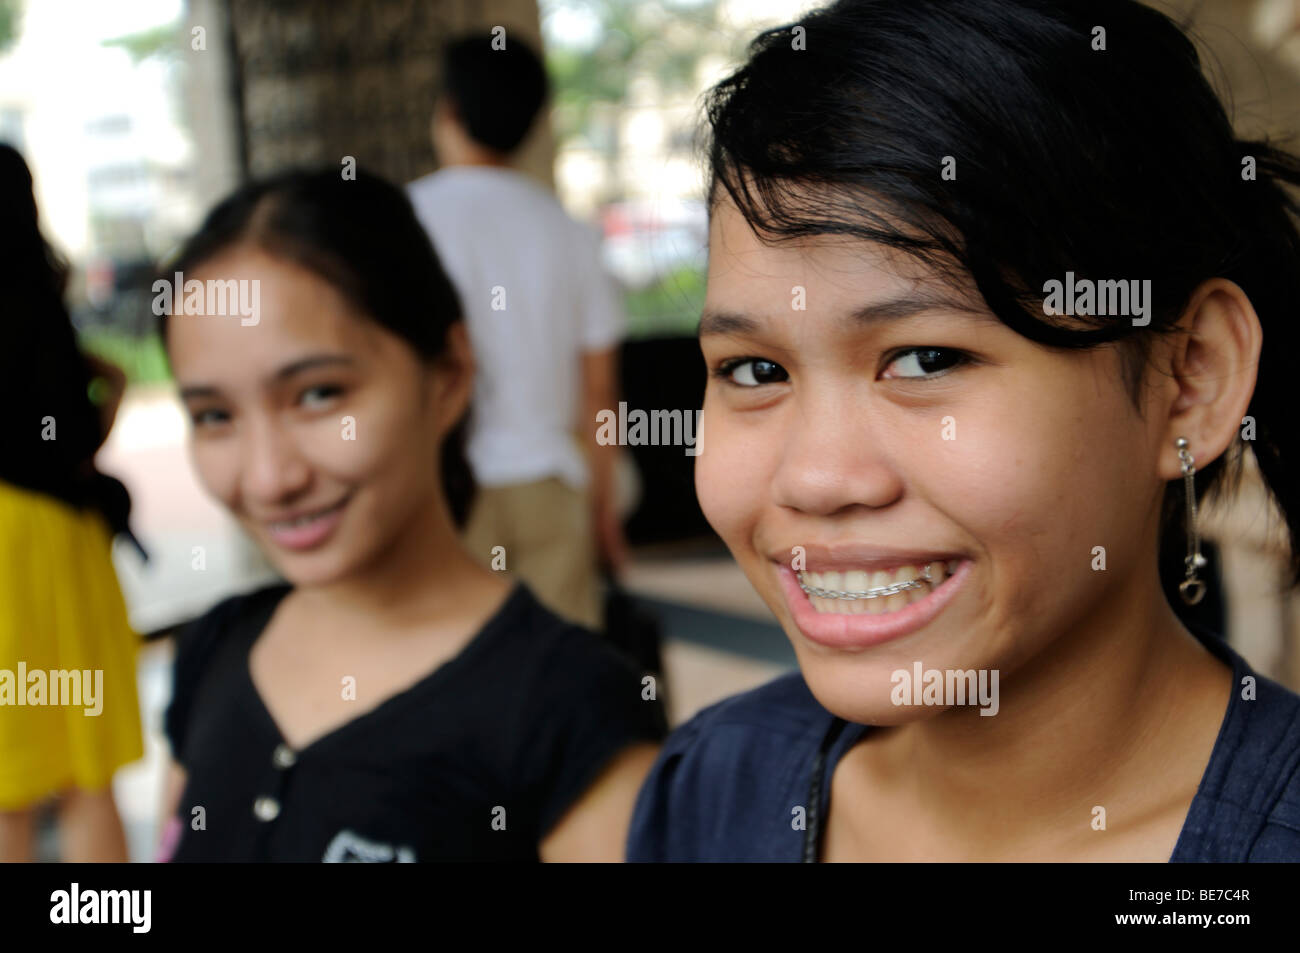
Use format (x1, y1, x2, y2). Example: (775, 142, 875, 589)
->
(0, 480, 143, 810)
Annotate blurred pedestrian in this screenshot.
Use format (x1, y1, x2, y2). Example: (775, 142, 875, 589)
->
(408, 32, 626, 631)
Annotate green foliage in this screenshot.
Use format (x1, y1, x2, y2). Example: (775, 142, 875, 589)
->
(79, 331, 171, 386)
(623, 264, 705, 338)
(0, 0, 21, 55)
(101, 22, 183, 63)
(544, 0, 724, 145)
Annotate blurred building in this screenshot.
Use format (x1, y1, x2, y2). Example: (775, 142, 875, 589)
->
(226, 0, 555, 187)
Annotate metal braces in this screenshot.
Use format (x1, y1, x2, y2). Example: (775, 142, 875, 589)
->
(797, 563, 936, 600)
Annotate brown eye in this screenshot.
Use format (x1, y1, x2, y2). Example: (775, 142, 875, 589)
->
(299, 384, 343, 408)
(882, 348, 969, 379)
(719, 358, 789, 387)
(191, 408, 230, 428)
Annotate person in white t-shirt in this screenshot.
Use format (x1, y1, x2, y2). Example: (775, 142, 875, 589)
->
(408, 33, 624, 630)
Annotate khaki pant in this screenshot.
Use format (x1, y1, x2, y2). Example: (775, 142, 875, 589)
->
(462, 477, 603, 631)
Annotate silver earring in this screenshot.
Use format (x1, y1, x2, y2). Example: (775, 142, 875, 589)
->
(1176, 436, 1207, 605)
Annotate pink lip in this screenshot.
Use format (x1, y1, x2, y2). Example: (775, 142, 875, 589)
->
(776, 558, 972, 649)
(263, 497, 350, 551)
(767, 543, 965, 573)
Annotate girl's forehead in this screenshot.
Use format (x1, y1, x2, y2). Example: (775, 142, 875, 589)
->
(701, 202, 1002, 345)
(707, 195, 947, 293)
(175, 256, 362, 344)
(166, 256, 387, 385)
(706, 236, 979, 330)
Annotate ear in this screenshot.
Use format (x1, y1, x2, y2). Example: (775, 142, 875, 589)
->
(429, 321, 475, 438)
(1159, 278, 1262, 480)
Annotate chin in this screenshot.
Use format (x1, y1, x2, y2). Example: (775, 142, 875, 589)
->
(267, 556, 344, 587)
(796, 638, 1007, 726)
(256, 538, 365, 587)
(801, 664, 953, 727)
(796, 653, 911, 724)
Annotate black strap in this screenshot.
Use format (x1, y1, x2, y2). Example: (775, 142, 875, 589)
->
(802, 716, 849, 862)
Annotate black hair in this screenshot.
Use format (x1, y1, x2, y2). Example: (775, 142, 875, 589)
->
(158, 166, 476, 527)
(0, 143, 139, 551)
(440, 31, 549, 154)
(704, 0, 1300, 586)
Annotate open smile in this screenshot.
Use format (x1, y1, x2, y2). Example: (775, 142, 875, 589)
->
(262, 494, 352, 551)
(796, 560, 967, 611)
(777, 557, 973, 649)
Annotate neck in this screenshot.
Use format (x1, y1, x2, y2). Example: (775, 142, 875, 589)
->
(451, 155, 511, 168)
(440, 143, 512, 169)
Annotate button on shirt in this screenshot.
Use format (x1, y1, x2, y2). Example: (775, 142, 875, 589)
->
(407, 166, 625, 491)
(164, 583, 667, 862)
(627, 621, 1300, 862)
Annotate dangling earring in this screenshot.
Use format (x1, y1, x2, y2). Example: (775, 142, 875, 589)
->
(1175, 436, 1207, 605)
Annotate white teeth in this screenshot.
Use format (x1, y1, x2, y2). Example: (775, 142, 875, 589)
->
(798, 560, 963, 615)
(867, 572, 890, 615)
(271, 502, 341, 530)
(801, 563, 937, 593)
(882, 565, 916, 614)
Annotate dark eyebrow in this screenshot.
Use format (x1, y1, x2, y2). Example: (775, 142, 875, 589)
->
(272, 354, 357, 380)
(178, 354, 357, 402)
(698, 291, 986, 338)
(178, 384, 221, 402)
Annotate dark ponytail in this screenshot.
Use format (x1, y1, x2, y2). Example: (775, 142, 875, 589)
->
(704, 0, 1300, 586)
(158, 166, 476, 527)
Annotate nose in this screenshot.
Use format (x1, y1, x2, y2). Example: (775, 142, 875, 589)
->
(769, 386, 905, 517)
(238, 412, 312, 508)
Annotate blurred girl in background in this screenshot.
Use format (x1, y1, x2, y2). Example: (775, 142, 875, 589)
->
(156, 167, 664, 862)
(0, 144, 144, 862)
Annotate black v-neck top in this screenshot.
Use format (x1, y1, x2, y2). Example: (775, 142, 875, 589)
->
(162, 582, 667, 862)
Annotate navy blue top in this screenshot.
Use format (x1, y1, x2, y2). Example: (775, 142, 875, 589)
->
(627, 623, 1300, 861)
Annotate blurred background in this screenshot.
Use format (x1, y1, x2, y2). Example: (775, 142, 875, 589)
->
(2, 0, 1299, 860)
